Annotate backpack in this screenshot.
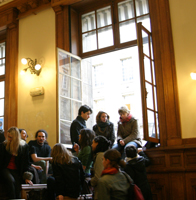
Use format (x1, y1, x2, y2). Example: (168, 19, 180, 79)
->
(122, 171, 145, 200)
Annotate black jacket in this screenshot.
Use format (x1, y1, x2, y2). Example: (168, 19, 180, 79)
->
(70, 116, 86, 145)
(124, 151, 152, 200)
(93, 122, 115, 146)
(0, 142, 31, 181)
(52, 156, 85, 198)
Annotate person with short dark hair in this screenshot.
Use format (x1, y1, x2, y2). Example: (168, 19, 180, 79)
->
(97, 149, 130, 200)
(124, 145, 152, 200)
(93, 111, 115, 147)
(19, 128, 28, 141)
(0, 127, 33, 199)
(28, 129, 52, 183)
(91, 136, 111, 199)
(70, 105, 92, 146)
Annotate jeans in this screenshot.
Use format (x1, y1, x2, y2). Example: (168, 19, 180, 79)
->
(0, 168, 21, 199)
(112, 141, 139, 159)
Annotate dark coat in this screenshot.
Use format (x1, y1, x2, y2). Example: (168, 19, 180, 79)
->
(70, 116, 86, 145)
(93, 122, 115, 146)
(124, 151, 152, 200)
(52, 156, 85, 198)
(0, 142, 31, 181)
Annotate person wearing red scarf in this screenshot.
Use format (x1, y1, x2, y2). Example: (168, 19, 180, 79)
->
(97, 149, 131, 200)
(112, 106, 142, 159)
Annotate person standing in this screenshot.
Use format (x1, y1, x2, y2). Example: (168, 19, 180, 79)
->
(93, 111, 115, 147)
(70, 105, 92, 146)
(113, 106, 142, 159)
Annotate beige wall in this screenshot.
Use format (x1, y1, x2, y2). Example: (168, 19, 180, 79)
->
(18, 8, 56, 147)
(169, 0, 196, 138)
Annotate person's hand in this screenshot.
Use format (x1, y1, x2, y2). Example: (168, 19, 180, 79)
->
(138, 148, 143, 153)
(34, 165, 42, 170)
(119, 140, 125, 146)
(47, 157, 53, 161)
(73, 143, 79, 153)
(25, 179, 33, 185)
(57, 195, 64, 200)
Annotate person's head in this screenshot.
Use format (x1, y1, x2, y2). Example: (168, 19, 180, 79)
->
(91, 136, 111, 154)
(79, 128, 95, 150)
(103, 149, 125, 170)
(96, 111, 109, 123)
(78, 105, 92, 121)
(6, 127, 20, 155)
(35, 129, 48, 146)
(125, 145, 138, 158)
(51, 143, 73, 165)
(19, 129, 28, 141)
(118, 106, 130, 120)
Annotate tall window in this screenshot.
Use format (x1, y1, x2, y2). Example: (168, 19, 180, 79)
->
(0, 42, 5, 130)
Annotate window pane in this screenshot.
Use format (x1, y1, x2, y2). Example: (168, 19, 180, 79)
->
(142, 30, 149, 56)
(144, 56, 151, 83)
(82, 31, 97, 53)
(119, 20, 136, 43)
(0, 81, 5, 98)
(146, 82, 153, 110)
(59, 54, 70, 76)
(60, 121, 71, 144)
(135, 0, 149, 16)
(71, 78, 81, 100)
(0, 58, 5, 75)
(71, 57, 81, 79)
(0, 117, 3, 129)
(59, 74, 70, 97)
(0, 99, 4, 116)
(71, 101, 82, 121)
(98, 26, 113, 49)
(147, 110, 155, 138)
(97, 6, 112, 28)
(0, 42, 5, 58)
(60, 97, 71, 121)
(154, 86, 158, 112)
(82, 11, 96, 32)
(137, 14, 151, 32)
(156, 113, 159, 139)
(118, 0, 135, 22)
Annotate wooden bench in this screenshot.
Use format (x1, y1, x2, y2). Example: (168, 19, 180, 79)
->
(21, 184, 47, 200)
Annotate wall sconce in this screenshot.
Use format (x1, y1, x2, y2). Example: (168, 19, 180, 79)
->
(190, 72, 196, 80)
(21, 58, 42, 76)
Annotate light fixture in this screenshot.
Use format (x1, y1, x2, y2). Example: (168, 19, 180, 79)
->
(21, 58, 42, 76)
(190, 72, 196, 80)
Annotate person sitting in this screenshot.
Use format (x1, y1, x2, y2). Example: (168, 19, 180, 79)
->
(19, 128, 28, 141)
(93, 111, 115, 147)
(28, 129, 52, 183)
(0, 129, 5, 143)
(73, 128, 95, 177)
(113, 106, 142, 159)
(0, 127, 33, 199)
(97, 149, 130, 200)
(91, 136, 111, 200)
(124, 145, 153, 200)
(47, 143, 85, 200)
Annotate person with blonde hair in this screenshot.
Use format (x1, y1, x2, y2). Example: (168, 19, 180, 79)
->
(0, 127, 33, 199)
(47, 143, 85, 200)
(112, 106, 142, 159)
(93, 111, 115, 147)
(97, 149, 131, 200)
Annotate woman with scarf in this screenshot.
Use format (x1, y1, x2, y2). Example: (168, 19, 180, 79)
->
(112, 106, 142, 159)
(97, 149, 131, 200)
(93, 111, 115, 147)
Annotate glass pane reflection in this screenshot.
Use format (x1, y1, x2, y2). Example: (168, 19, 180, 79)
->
(59, 74, 70, 97)
(60, 120, 71, 144)
(82, 11, 96, 32)
(60, 97, 71, 121)
(82, 31, 97, 53)
(98, 26, 114, 49)
(97, 6, 112, 28)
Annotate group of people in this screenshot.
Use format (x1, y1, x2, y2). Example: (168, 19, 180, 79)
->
(0, 104, 152, 200)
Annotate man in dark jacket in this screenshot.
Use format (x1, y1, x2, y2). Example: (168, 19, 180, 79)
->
(0, 129, 5, 143)
(124, 145, 153, 200)
(70, 105, 92, 146)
